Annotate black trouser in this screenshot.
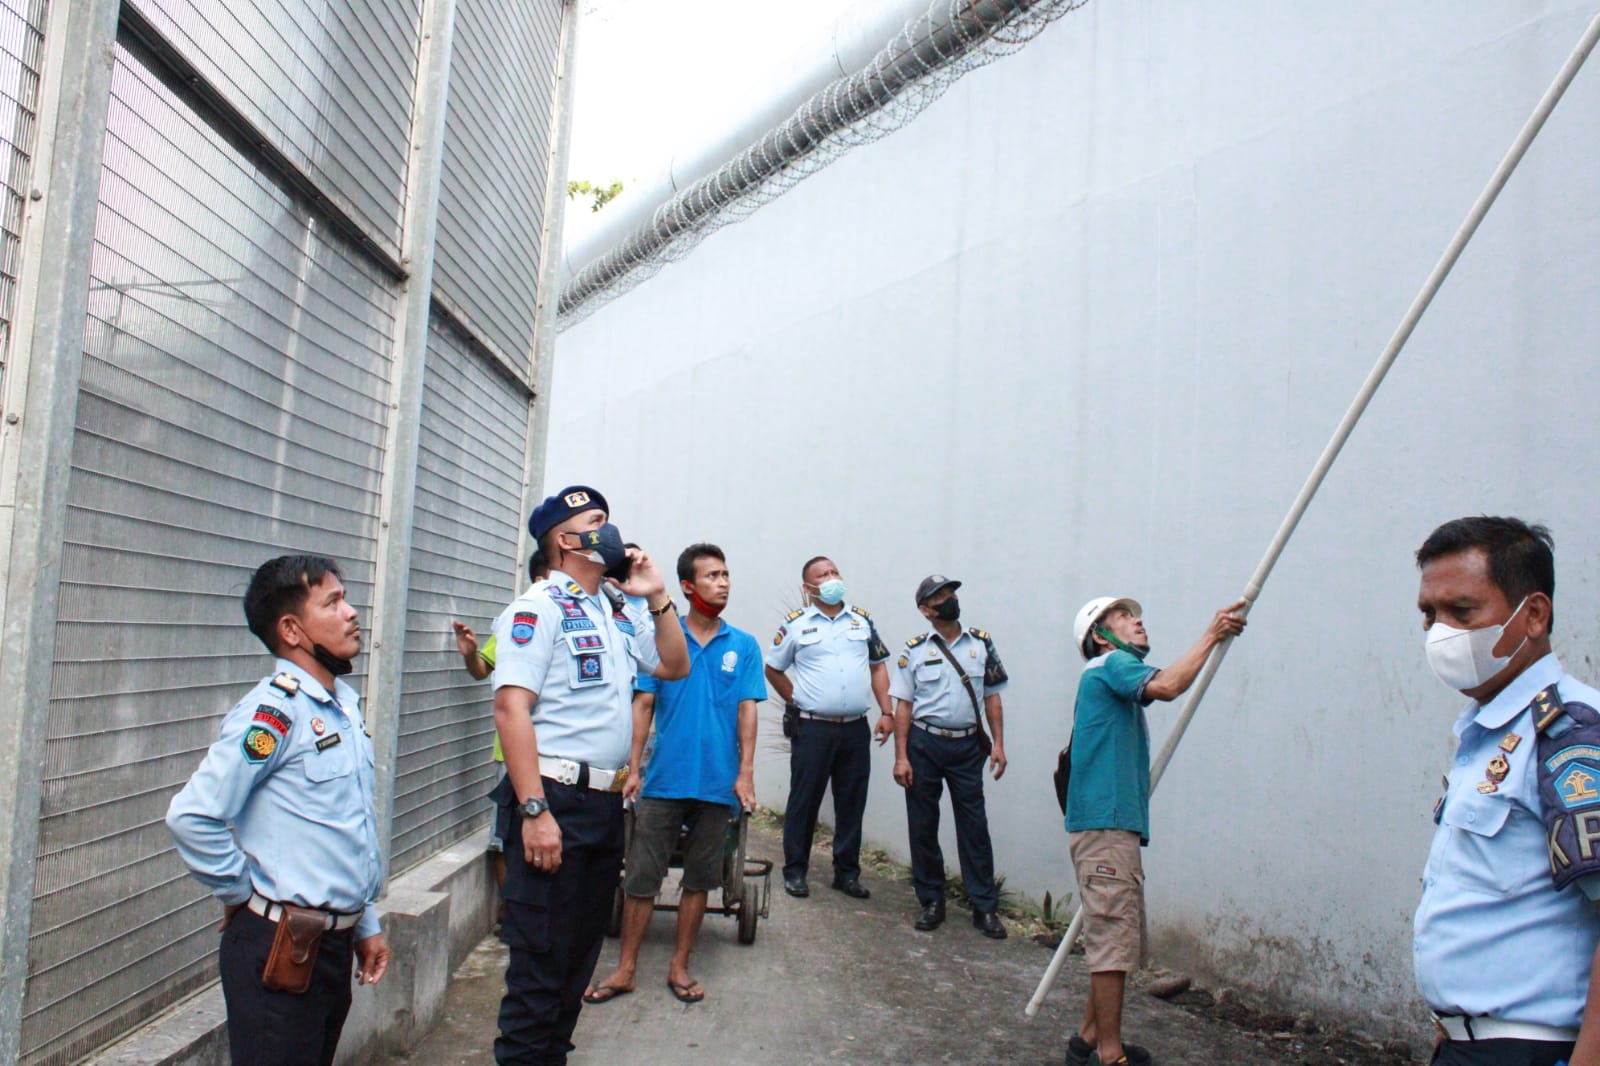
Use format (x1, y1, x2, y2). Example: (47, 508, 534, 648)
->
(905, 726, 997, 911)
(783, 715, 870, 882)
(218, 908, 355, 1066)
(1431, 1039, 1575, 1065)
(494, 776, 625, 1066)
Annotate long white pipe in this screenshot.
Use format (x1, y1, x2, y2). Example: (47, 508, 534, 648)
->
(1025, 7, 1600, 1020)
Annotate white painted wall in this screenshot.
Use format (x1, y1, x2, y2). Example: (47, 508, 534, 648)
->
(547, 1, 1600, 1038)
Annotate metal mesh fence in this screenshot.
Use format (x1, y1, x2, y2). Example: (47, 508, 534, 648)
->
(390, 318, 529, 872)
(557, 0, 1089, 328)
(124, 0, 422, 260)
(23, 37, 396, 1066)
(0, 0, 44, 388)
(433, 0, 562, 369)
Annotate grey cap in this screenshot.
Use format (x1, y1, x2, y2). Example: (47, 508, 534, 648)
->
(915, 574, 962, 605)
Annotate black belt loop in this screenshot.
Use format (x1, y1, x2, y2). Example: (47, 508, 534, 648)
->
(576, 761, 591, 790)
(1463, 1016, 1475, 1041)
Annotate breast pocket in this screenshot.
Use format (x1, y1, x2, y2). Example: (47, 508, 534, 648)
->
(302, 739, 355, 782)
(1436, 793, 1516, 896)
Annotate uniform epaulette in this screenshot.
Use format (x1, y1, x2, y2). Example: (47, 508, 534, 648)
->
(784, 608, 804, 622)
(905, 634, 928, 648)
(1534, 684, 1566, 733)
(270, 673, 300, 696)
(968, 627, 990, 641)
(850, 605, 871, 619)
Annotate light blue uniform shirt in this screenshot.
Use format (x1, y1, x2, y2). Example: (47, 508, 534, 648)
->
(1414, 653, 1600, 1029)
(490, 569, 661, 768)
(1066, 650, 1158, 843)
(888, 627, 1008, 729)
(636, 618, 767, 807)
(166, 659, 383, 940)
(765, 601, 889, 716)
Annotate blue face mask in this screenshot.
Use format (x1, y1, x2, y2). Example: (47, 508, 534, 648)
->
(569, 523, 631, 579)
(814, 578, 846, 605)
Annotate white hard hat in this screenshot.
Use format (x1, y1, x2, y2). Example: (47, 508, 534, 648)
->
(1072, 596, 1143, 661)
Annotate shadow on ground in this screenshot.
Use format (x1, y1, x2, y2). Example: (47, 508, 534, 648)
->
(378, 822, 1421, 1065)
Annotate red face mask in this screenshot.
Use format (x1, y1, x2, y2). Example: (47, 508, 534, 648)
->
(686, 587, 725, 619)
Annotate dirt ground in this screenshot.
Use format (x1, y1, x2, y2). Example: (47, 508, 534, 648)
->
(378, 821, 1423, 1065)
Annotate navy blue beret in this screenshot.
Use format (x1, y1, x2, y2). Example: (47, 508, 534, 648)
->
(528, 485, 609, 540)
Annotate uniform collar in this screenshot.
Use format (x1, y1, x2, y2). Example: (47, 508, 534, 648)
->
(1455, 652, 1564, 736)
(806, 600, 856, 619)
(682, 615, 729, 644)
(546, 568, 593, 601)
(924, 626, 968, 646)
(273, 657, 351, 707)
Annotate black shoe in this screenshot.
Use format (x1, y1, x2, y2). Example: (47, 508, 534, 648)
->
(830, 876, 870, 899)
(913, 900, 945, 931)
(1086, 1044, 1152, 1066)
(783, 876, 809, 898)
(973, 910, 1007, 939)
(1065, 1033, 1093, 1066)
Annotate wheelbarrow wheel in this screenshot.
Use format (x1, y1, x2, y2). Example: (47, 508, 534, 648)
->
(737, 881, 759, 944)
(608, 883, 624, 937)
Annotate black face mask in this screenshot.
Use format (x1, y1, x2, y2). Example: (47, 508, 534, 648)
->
(568, 523, 632, 581)
(933, 596, 961, 622)
(312, 643, 354, 676)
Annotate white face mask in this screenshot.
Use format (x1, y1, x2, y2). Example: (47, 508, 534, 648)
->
(1424, 596, 1529, 693)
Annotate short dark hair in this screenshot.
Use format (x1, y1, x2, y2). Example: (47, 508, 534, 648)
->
(1417, 516, 1555, 629)
(243, 555, 342, 654)
(801, 555, 832, 584)
(528, 547, 549, 584)
(677, 543, 726, 584)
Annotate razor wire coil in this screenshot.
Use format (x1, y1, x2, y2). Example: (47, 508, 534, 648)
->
(557, 0, 1088, 328)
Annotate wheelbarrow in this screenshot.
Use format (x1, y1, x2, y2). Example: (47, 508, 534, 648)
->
(609, 807, 772, 944)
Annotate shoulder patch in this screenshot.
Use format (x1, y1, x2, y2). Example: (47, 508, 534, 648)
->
(968, 627, 990, 641)
(565, 581, 584, 597)
(270, 673, 300, 696)
(242, 725, 278, 762)
(850, 605, 871, 619)
(1534, 685, 1600, 891)
(784, 608, 804, 622)
(906, 634, 928, 648)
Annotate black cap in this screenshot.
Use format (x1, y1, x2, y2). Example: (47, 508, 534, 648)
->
(528, 485, 609, 540)
(915, 574, 961, 605)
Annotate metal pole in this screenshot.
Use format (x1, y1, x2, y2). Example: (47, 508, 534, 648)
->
(365, 0, 459, 881)
(1025, 7, 1600, 1019)
(0, 0, 123, 1057)
(520, 0, 581, 560)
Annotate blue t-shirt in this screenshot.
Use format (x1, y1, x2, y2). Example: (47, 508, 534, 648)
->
(1066, 649, 1158, 842)
(637, 618, 767, 807)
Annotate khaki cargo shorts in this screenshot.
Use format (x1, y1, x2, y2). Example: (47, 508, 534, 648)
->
(1068, 829, 1146, 973)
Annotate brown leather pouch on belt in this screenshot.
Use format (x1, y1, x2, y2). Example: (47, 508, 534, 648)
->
(261, 904, 327, 994)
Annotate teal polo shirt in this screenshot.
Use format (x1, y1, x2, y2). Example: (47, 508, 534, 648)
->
(636, 617, 767, 807)
(1065, 649, 1159, 843)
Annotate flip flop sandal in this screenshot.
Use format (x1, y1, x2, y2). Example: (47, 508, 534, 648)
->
(582, 982, 633, 1004)
(667, 978, 705, 1004)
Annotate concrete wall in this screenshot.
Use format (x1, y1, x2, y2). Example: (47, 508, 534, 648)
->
(546, 1, 1600, 1040)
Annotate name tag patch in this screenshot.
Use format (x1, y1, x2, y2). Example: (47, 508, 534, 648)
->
(316, 733, 342, 753)
(1095, 864, 1117, 876)
(511, 612, 537, 646)
(562, 617, 596, 633)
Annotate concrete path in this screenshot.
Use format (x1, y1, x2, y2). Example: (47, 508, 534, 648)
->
(379, 823, 1412, 1065)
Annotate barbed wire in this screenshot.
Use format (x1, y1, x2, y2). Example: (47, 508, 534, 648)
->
(557, 0, 1089, 328)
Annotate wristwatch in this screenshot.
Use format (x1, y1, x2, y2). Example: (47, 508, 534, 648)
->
(519, 796, 550, 819)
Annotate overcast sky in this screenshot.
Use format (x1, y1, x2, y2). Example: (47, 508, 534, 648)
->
(563, 0, 865, 243)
